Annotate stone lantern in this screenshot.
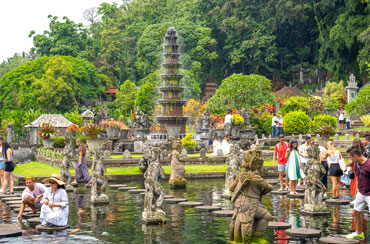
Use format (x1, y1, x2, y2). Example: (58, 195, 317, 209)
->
(345, 73, 358, 103)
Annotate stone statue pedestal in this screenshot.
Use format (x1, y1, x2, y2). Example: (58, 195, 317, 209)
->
(91, 194, 109, 205)
(135, 128, 149, 139)
(169, 177, 187, 189)
(141, 210, 166, 225)
(302, 204, 329, 216)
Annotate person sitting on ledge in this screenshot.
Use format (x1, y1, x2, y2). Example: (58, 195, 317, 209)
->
(40, 174, 69, 227)
(17, 176, 48, 220)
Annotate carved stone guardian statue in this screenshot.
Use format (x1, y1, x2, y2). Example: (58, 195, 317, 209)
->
(60, 130, 75, 188)
(224, 144, 242, 197)
(229, 145, 272, 244)
(90, 148, 109, 204)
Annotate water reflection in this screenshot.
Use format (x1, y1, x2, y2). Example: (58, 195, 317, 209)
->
(1, 179, 369, 243)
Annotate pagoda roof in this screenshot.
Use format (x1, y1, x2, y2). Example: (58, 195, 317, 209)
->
(275, 86, 306, 98)
(104, 85, 118, 94)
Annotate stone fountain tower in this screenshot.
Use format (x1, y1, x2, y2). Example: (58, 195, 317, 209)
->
(156, 27, 187, 139)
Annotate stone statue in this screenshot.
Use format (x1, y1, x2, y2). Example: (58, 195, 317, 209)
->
(239, 109, 251, 127)
(169, 150, 187, 188)
(225, 145, 243, 197)
(93, 106, 109, 124)
(91, 150, 108, 203)
(139, 149, 151, 173)
(142, 147, 166, 224)
(229, 145, 273, 244)
(303, 141, 327, 212)
(136, 109, 149, 129)
(60, 131, 75, 186)
(201, 108, 210, 130)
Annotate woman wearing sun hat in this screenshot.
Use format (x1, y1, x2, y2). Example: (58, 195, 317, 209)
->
(40, 174, 69, 227)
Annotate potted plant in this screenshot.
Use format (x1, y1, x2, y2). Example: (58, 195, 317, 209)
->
(80, 123, 104, 151)
(38, 123, 57, 148)
(100, 119, 127, 139)
(316, 124, 335, 139)
(181, 133, 196, 154)
(231, 113, 244, 138)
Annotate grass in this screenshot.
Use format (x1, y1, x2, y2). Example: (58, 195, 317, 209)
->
(350, 126, 370, 131)
(111, 153, 213, 159)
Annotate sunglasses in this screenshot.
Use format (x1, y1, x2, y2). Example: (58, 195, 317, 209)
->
(49, 182, 57, 185)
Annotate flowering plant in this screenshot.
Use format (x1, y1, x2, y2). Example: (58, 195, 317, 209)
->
(66, 124, 79, 132)
(100, 119, 128, 130)
(38, 123, 56, 139)
(80, 123, 102, 139)
(232, 114, 244, 126)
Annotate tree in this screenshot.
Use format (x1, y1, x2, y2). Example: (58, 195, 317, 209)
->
(322, 80, 346, 109)
(135, 81, 158, 115)
(207, 74, 275, 114)
(115, 80, 137, 117)
(0, 53, 30, 79)
(279, 96, 309, 115)
(346, 84, 370, 116)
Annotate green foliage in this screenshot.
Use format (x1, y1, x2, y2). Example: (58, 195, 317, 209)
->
(51, 136, 65, 148)
(0, 53, 30, 79)
(307, 96, 325, 119)
(323, 81, 346, 109)
(346, 84, 370, 116)
(250, 112, 272, 137)
(280, 96, 309, 115)
(181, 133, 196, 150)
(312, 114, 337, 132)
(208, 74, 275, 114)
(316, 124, 335, 134)
(63, 110, 84, 126)
(232, 114, 244, 126)
(360, 115, 370, 127)
(135, 75, 159, 115)
(115, 80, 137, 119)
(283, 111, 311, 134)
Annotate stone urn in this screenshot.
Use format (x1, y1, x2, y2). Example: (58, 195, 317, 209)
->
(214, 129, 225, 139)
(231, 125, 243, 138)
(42, 138, 55, 148)
(86, 139, 105, 151)
(105, 127, 119, 139)
(119, 129, 129, 139)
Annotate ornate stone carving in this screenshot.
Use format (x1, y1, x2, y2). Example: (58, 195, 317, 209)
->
(229, 145, 273, 244)
(224, 144, 243, 197)
(91, 150, 108, 204)
(169, 149, 187, 188)
(60, 131, 75, 186)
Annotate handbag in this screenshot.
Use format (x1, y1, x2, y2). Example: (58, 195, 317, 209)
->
(339, 158, 347, 172)
(348, 170, 355, 179)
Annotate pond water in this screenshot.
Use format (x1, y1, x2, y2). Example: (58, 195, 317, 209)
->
(0, 179, 367, 243)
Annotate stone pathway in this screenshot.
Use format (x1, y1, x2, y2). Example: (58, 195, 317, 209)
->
(325, 199, 350, 205)
(178, 201, 203, 207)
(194, 206, 221, 212)
(118, 186, 137, 192)
(0, 224, 22, 237)
(286, 228, 321, 238)
(164, 198, 187, 204)
(267, 222, 291, 230)
(212, 210, 233, 217)
(319, 236, 359, 243)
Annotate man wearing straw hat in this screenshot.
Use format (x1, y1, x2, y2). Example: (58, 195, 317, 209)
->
(17, 176, 48, 220)
(40, 174, 69, 227)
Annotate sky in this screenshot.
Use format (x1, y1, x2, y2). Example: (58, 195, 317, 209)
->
(0, 0, 118, 62)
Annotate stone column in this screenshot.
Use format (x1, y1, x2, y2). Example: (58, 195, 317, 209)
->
(6, 124, 13, 144)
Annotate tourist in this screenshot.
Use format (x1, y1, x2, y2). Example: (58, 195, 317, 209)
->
(298, 136, 310, 186)
(72, 138, 91, 185)
(338, 108, 346, 130)
(0, 138, 14, 195)
(17, 176, 48, 220)
(349, 139, 365, 198)
(208, 123, 215, 152)
(363, 134, 370, 158)
(224, 110, 233, 141)
(40, 174, 69, 227)
(277, 115, 284, 136)
(0, 144, 5, 192)
(286, 139, 303, 194)
(271, 114, 278, 138)
(345, 112, 351, 130)
(345, 146, 370, 241)
(273, 135, 289, 191)
(325, 141, 343, 199)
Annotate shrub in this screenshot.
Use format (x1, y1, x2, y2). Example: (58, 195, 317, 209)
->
(311, 114, 337, 132)
(181, 134, 196, 150)
(316, 125, 335, 134)
(232, 114, 244, 126)
(250, 112, 272, 137)
(51, 136, 65, 148)
(279, 96, 309, 115)
(283, 111, 311, 134)
(360, 115, 370, 127)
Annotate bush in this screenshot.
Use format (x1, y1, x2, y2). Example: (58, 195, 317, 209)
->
(360, 115, 370, 127)
(232, 114, 244, 126)
(279, 96, 309, 115)
(283, 111, 311, 134)
(250, 112, 272, 137)
(51, 136, 65, 148)
(181, 134, 196, 150)
(311, 114, 337, 132)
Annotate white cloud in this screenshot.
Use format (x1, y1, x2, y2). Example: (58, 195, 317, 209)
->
(0, 0, 118, 62)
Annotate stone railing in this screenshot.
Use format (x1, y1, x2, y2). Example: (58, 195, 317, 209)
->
(36, 148, 64, 159)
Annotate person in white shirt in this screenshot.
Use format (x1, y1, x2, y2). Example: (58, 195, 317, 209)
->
(224, 110, 233, 140)
(298, 137, 310, 186)
(271, 114, 278, 138)
(17, 176, 48, 220)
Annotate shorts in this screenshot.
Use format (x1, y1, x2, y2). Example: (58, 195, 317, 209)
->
(225, 123, 232, 135)
(4, 162, 14, 172)
(354, 191, 370, 212)
(34, 202, 42, 209)
(339, 120, 346, 124)
(278, 164, 286, 172)
(329, 164, 343, 177)
(0, 161, 5, 169)
(208, 138, 214, 146)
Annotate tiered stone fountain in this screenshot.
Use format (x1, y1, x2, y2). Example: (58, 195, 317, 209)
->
(156, 27, 188, 139)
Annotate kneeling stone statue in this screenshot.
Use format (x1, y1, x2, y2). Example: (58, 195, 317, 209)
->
(229, 146, 272, 244)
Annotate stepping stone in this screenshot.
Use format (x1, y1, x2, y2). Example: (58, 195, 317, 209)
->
(267, 222, 291, 230)
(286, 228, 321, 238)
(194, 206, 221, 212)
(164, 195, 174, 199)
(27, 217, 41, 225)
(164, 198, 187, 204)
(296, 188, 305, 193)
(287, 193, 305, 199)
(7, 204, 21, 209)
(271, 190, 289, 195)
(22, 212, 39, 219)
(2, 197, 21, 202)
(110, 184, 128, 189)
(118, 186, 137, 192)
(13, 186, 26, 191)
(178, 201, 203, 207)
(36, 224, 70, 232)
(325, 199, 350, 205)
(0, 223, 22, 237)
(12, 208, 33, 213)
(212, 210, 233, 217)
(139, 192, 146, 196)
(6, 200, 22, 205)
(301, 211, 330, 216)
(266, 179, 279, 185)
(0, 193, 20, 198)
(128, 189, 145, 194)
(319, 236, 359, 244)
